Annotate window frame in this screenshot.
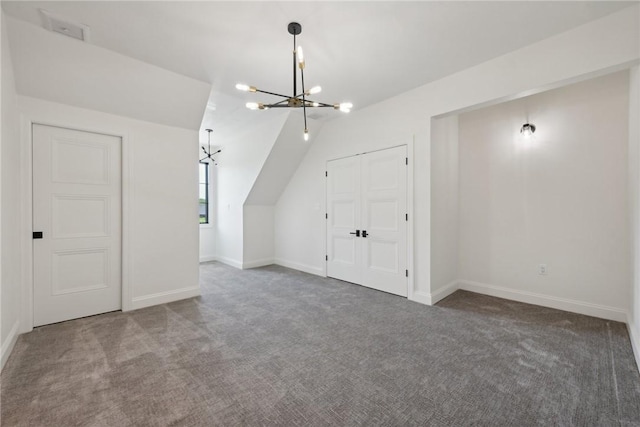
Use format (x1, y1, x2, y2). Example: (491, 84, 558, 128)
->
(199, 161, 211, 226)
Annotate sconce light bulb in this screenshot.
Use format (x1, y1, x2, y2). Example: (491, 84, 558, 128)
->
(520, 123, 536, 138)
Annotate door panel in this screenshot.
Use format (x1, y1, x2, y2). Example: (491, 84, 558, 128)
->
(326, 156, 361, 284)
(33, 124, 122, 326)
(361, 146, 407, 296)
(326, 146, 407, 297)
(52, 195, 109, 238)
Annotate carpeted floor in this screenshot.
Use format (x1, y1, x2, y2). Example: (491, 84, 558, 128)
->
(2, 262, 639, 426)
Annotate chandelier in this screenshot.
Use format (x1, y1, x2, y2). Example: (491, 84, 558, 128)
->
(200, 129, 221, 165)
(235, 22, 353, 141)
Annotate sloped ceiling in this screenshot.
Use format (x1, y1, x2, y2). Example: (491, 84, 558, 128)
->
(245, 112, 322, 205)
(4, 15, 210, 129)
(1, 1, 634, 133)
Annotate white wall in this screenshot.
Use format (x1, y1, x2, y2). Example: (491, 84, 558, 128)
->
(243, 205, 275, 268)
(458, 72, 630, 315)
(215, 111, 288, 268)
(629, 65, 640, 363)
(274, 7, 639, 301)
(1, 12, 22, 369)
(5, 16, 209, 130)
(430, 116, 459, 294)
(15, 95, 201, 322)
(245, 114, 321, 205)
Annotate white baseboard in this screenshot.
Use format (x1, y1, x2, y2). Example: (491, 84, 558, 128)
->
(215, 255, 243, 269)
(409, 290, 432, 305)
(199, 255, 216, 263)
(274, 258, 324, 277)
(430, 280, 459, 305)
(1, 320, 21, 371)
(627, 314, 640, 372)
(409, 281, 459, 306)
(131, 286, 201, 310)
(458, 280, 628, 322)
(242, 258, 274, 269)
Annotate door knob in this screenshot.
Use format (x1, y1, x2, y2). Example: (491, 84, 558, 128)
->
(349, 230, 360, 237)
(33, 231, 43, 239)
(362, 230, 368, 238)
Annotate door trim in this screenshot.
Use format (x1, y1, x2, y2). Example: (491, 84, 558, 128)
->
(21, 117, 131, 332)
(324, 139, 415, 300)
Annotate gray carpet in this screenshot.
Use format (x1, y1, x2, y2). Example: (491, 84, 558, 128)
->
(2, 262, 639, 426)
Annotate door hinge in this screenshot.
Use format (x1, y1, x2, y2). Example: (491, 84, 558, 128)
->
(406, 269, 408, 277)
(325, 171, 328, 177)
(406, 157, 408, 165)
(325, 213, 328, 219)
(326, 255, 328, 261)
(405, 213, 408, 221)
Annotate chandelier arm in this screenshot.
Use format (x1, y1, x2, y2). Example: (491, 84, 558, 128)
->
(301, 67, 308, 132)
(304, 101, 335, 108)
(265, 99, 290, 107)
(254, 88, 291, 99)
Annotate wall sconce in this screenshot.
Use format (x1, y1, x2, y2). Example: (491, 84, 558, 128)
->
(520, 123, 536, 138)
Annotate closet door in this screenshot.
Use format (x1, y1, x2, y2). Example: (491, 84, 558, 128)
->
(326, 146, 407, 297)
(326, 155, 362, 284)
(360, 146, 408, 296)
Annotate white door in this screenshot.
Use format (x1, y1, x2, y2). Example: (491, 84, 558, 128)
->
(326, 155, 362, 284)
(326, 146, 407, 296)
(33, 124, 122, 326)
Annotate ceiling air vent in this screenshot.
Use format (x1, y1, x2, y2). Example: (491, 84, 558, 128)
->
(40, 9, 91, 42)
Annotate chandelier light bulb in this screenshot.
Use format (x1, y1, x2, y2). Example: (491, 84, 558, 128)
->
(297, 46, 305, 68)
(236, 83, 256, 92)
(246, 102, 260, 110)
(304, 129, 309, 141)
(339, 102, 353, 113)
(308, 86, 322, 95)
(312, 102, 319, 107)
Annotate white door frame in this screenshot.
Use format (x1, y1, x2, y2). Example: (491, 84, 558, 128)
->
(324, 138, 415, 300)
(20, 116, 131, 332)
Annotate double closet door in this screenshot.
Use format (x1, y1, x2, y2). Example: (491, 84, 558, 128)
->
(326, 145, 408, 297)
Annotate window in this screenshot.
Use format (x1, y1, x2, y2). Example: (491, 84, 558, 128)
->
(199, 162, 209, 224)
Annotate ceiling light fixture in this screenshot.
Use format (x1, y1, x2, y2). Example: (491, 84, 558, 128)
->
(200, 129, 221, 165)
(520, 123, 536, 138)
(236, 22, 353, 141)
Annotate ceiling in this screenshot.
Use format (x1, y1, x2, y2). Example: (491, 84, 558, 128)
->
(2, 1, 635, 138)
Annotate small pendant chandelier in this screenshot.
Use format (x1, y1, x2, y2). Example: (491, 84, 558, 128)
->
(200, 129, 221, 165)
(236, 22, 353, 141)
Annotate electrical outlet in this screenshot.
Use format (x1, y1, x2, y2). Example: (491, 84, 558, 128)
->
(538, 264, 547, 275)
